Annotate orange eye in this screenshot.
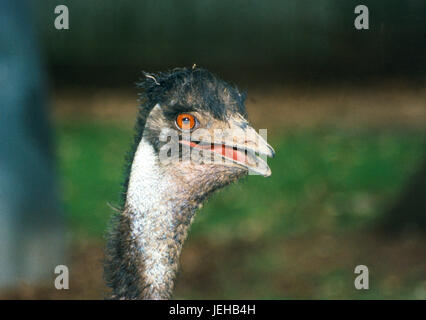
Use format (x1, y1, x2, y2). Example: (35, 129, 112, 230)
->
(176, 113, 196, 131)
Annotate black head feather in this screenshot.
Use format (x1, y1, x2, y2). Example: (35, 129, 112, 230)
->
(138, 67, 247, 120)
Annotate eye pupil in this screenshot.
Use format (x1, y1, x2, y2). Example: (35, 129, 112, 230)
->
(176, 113, 196, 131)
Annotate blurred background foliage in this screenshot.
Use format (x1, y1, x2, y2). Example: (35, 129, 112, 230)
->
(57, 122, 424, 239)
(2, 0, 425, 299)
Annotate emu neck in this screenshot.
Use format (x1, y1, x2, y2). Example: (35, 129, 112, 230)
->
(107, 137, 198, 299)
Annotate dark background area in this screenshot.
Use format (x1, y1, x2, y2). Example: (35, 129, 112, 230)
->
(33, 0, 426, 86)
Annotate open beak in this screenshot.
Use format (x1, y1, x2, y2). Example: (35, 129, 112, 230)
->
(180, 122, 275, 177)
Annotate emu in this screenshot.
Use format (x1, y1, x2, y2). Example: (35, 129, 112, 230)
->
(104, 67, 274, 299)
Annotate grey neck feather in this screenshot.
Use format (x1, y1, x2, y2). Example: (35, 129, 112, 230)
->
(105, 102, 242, 299)
(105, 136, 199, 299)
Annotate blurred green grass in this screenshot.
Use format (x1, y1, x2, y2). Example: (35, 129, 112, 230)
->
(55, 120, 425, 239)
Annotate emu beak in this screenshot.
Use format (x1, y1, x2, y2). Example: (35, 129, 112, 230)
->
(180, 121, 275, 177)
(219, 123, 275, 177)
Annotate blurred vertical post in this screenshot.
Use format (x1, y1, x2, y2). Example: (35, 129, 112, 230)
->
(0, 1, 65, 287)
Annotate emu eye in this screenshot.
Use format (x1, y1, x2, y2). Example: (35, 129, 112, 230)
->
(176, 113, 197, 131)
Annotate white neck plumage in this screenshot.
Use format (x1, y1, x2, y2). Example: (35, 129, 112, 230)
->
(124, 136, 195, 299)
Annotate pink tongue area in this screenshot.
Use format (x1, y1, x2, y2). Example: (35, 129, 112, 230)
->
(185, 141, 247, 163)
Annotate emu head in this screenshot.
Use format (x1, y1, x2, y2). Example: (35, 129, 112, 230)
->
(130, 67, 274, 199)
